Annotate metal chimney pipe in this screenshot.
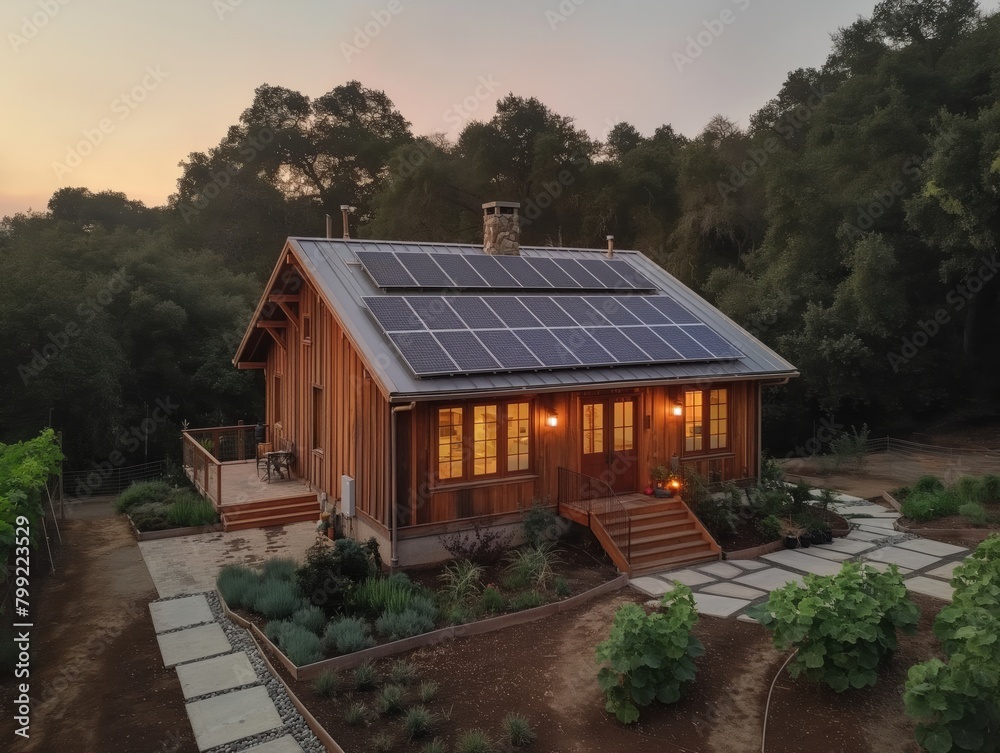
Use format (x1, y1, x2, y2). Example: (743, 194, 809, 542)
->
(341, 205, 352, 239)
(325, 214, 333, 239)
(606, 235, 615, 258)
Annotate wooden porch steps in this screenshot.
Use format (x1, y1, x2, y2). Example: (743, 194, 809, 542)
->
(220, 495, 319, 532)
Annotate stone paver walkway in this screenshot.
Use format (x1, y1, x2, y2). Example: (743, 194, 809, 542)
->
(631, 493, 972, 619)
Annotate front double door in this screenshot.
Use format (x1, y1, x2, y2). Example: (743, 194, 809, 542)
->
(581, 396, 638, 494)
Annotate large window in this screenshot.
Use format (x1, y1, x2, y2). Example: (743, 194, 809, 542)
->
(436, 400, 532, 482)
(684, 388, 728, 454)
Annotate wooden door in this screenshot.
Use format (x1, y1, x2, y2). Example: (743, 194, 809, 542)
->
(580, 397, 638, 494)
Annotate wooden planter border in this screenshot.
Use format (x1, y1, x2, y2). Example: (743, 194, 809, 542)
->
(126, 515, 223, 541)
(893, 520, 997, 542)
(725, 539, 783, 560)
(221, 573, 627, 682)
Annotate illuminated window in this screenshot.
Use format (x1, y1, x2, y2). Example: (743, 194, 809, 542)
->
(684, 390, 703, 452)
(473, 405, 498, 476)
(438, 407, 464, 480)
(709, 389, 728, 450)
(684, 388, 728, 453)
(583, 402, 604, 455)
(507, 402, 530, 471)
(613, 399, 634, 452)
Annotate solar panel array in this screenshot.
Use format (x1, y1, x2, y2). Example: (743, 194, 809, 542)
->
(363, 295, 744, 377)
(356, 250, 656, 291)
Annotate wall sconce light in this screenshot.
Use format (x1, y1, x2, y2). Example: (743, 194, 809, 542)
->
(671, 402, 684, 417)
(546, 410, 559, 428)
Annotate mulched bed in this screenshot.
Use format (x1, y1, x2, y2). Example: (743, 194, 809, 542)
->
(713, 508, 851, 553)
(279, 591, 947, 753)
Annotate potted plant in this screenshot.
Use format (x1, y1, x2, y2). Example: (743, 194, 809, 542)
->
(651, 465, 673, 498)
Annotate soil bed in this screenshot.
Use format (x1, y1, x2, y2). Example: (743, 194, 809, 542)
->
(714, 508, 850, 553)
(279, 591, 946, 753)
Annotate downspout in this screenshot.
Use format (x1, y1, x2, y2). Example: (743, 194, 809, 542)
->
(390, 401, 416, 571)
(757, 382, 763, 482)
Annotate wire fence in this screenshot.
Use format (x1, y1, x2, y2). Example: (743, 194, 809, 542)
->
(63, 459, 169, 499)
(861, 436, 1000, 484)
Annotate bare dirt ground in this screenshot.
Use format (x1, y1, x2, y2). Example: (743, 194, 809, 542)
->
(0, 500, 198, 753)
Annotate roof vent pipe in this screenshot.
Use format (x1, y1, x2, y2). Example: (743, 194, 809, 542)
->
(341, 205, 355, 240)
(325, 214, 333, 239)
(606, 235, 615, 258)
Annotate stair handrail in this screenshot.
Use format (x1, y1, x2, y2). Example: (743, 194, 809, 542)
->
(557, 467, 631, 561)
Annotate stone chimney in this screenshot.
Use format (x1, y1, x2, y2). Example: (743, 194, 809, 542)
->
(482, 201, 521, 256)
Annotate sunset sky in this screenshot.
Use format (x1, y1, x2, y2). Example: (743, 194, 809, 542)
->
(4, 0, 995, 219)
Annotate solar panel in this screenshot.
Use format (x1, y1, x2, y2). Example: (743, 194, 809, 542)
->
(514, 329, 579, 367)
(483, 297, 542, 328)
(589, 328, 654, 362)
(552, 329, 615, 366)
(651, 326, 713, 359)
(477, 330, 543, 369)
(558, 259, 606, 288)
(356, 251, 416, 287)
(494, 255, 552, 288)
(524, 258, 581, 288)
(606, 259, 655, 289)
(405, 297, 465, 330)
(647, 296, 700, 325)
(521, 297, 576, 327)
(388, 332, 456, 375)
(447, 297, 505, 329)
(432, 255, 489, 287)
(682, 324, 743, 358)
(435, 331, 501, 371)
(619, 327, 683, 361)
(576, 259, 632, 289)
(464, 255, 520, 287)
(618, 297, 672, 324)
(364, 297, 423, 330)
(586, 297, 644, 326)
(554, 297, 611, 327)
(396, 253, 454, 287)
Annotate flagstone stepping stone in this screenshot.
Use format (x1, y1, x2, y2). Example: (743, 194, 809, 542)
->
(926, 560, 963, 581)
(244, 736, 305, 753)
(629, 577, 673, 597)
(761, 550, 843, 576)
(864, 546, 941, 571)
(854, 518, 898, 530)
(656, 569, 717, 587)
(795, 546, 854, 562)
(733, 567, 805, 592)
(905, 576, 954, 602)
(861, 562, 912, 575)
(894, 539, 968, 557)
(837, 505, 899, 517)
(846, 529, 883, 541)
(149, 595, 214, 634)
(176, 651, 258, 700)
(823, 538, 876, 554)
(696, 562, 744, 579)
(185, 686, 283, 751)
(701, 582, 767, 600)
(726, 559, 768, 571)
(737, 614, 759, 624)
(157, 623, 232, 668)
(692, 592, 750, 618)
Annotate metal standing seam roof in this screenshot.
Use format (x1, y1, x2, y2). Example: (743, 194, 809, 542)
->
(254, 238, 798, 402)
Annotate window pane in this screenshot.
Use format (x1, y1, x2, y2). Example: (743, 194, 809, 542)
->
(709, 389, 728, 450)
(506, 402, 530, 473)
(438, 407, 464, 480)
(684, 390, 703, 452)
(473, 404, 498, 475)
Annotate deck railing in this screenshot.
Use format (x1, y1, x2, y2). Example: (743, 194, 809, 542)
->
(183, 424, 259, 463)
(557, 468, 632, 562)
(182, 431, 223, 508)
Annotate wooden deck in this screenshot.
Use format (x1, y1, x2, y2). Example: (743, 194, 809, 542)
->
(215, 461, 312, 507)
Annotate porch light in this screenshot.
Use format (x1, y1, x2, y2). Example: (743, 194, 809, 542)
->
(546, 410, 559, 428)
(671, 402, 684, 417)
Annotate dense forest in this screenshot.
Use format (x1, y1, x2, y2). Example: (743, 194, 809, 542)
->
(3, 0, 999, 471)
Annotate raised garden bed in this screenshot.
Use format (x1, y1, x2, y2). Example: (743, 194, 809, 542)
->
(888, 473, 1000, 544)
(126, 515, 223, 541)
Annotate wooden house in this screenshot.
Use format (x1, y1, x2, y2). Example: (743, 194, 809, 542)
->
(208, 202, 798, 574)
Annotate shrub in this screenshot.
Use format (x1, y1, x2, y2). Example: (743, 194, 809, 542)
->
(217, 564, 261, 609)
(296, 539, 374, 616)
(264, 619, 292, 645)
(388, 659, 418, 686)
(509, 590, 544, 612)
(371, 733, 395, 753)
(290, 605, 326, 635)
(420, 740, 446, 753)
(914, 475, 945, 494)
(749, 562, 919, 692)
(503, 545, 559, 590)
(344, 701, 368, 726)
(480, 586, 506, 614)
(377, 684, 406, 716)
(902, 489, 961, 522)
(980, 475, 1000, 503)
(262, 557, 299, 581)
(694, 495, 740, 538)
(441, 518, 514, 565)
(419, 680, 439, 703)
(404, 706, 435, 739)
(254, 578, 301, 619)
(324, 616, 376, 655)
(787, 480, 813, 513)
(313, 669, 340, 698)
(829, 424, 869, 469)
(750, 488, 792, 518)
(502, 713, 536, 746)
(376, 607, 436, 641)
(354, 660, 378, 691)
(113, 480, 172, 513)
(595, 584, 704, 724)
(127, 501, 172, 531)
(352, 574, 421, 618)
(280, 623, 324, 666)
(755, 514, 783, 542)
(456, 729, 493, 753)
(165, 493, 217, 527)
(522, 500, 558, 547)
(554, 577, 571, 598)
(954, 476, 986, 505)
(439, 560, 485, 602)
(959, 502, 988, 528)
